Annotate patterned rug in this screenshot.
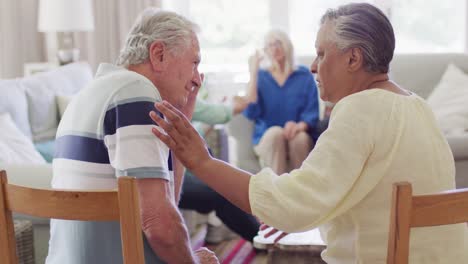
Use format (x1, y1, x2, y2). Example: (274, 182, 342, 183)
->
(208, 238, 256, 264)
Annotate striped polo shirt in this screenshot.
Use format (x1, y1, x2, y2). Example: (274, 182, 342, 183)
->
(46, 63, 170, 264)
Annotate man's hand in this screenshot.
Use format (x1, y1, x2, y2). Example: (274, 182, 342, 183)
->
(194, 247, 219, 264)
(181, 73, 204, 120)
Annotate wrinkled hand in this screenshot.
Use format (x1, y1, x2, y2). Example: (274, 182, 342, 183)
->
(194, 247, 219, 264)
(182, 73, 204, 120)
(260, 223, 288, 243)
(248, 50, 263, 74)
(149, 101, 211, 172)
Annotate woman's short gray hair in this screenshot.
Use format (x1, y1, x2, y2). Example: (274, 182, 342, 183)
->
(116, 8, 199, 67)
(320, 3, 395, 73)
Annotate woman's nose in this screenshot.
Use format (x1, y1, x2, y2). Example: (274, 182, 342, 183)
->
(310, 59, 318, 74)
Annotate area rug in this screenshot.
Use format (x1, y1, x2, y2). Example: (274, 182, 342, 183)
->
(209, 238, 256, 264)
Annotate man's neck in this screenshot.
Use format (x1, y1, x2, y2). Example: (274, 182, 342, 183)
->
(127, 63, 156, 83)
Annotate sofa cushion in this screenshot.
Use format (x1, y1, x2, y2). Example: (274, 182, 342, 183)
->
(0, 113, 46, 164)
(427, 64, 468, 136)
(34, 140, 55, 163)
(23, 62, 92, 142)
(0, 79, 32, 138)
(56, 94, 73, 118)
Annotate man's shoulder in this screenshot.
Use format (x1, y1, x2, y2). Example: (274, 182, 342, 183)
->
(96, 68, 156, 94)
(90, 70, 161, 106)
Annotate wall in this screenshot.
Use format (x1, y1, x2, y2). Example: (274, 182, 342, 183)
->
(466, 0, 468, 52)
(0, 0, 45, 79)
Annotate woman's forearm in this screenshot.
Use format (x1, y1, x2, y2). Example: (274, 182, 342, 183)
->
(246, 73, 258, 103)
(192, 158, 253, 213)
(172, 156, 184, 203)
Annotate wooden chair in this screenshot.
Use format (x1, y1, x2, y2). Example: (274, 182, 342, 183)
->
(387, 181, 468, 264)
(0, 170, 145, 264)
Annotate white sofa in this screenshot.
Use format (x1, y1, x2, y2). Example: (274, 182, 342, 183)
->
(226, 53, 468, 188)
(1, 62, 93, 189)
(0, 63, 93, 224)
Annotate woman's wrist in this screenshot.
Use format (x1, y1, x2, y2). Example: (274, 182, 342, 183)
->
(190, 154, 214, 178)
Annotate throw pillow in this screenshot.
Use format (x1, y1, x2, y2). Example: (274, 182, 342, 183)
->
(0, 79, 32, 138)
(427, 64, 468, 136)
(56, 95, 73, 119)
(0, 113, 46, 164)
(22, 62, 92, 142)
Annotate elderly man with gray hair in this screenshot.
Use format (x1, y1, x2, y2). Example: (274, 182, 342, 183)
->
(46, 8, 218, 264)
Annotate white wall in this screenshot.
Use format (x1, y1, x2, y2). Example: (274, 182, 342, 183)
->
(466, 0, 468, 52)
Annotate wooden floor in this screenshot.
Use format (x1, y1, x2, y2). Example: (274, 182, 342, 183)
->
(208, 238, 267, 263)
(252, 251, 268, 263)
(209, 238, 324, 264)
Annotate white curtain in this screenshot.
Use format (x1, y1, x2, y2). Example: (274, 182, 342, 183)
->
(0, 0, 45, 79)
(0, 0, 161, 79)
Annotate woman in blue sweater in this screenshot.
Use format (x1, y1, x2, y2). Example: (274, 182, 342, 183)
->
(244, 30, 320, 174)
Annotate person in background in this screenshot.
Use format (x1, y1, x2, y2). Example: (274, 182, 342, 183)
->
(179, 93, 260, 243)
(47, 8, 217, 264)
(149, 3, 468, 263)
(244, 30, 320, 175)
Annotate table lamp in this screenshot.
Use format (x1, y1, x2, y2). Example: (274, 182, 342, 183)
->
(38, 0, 94, 65)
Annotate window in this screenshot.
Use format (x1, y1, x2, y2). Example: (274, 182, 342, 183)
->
(164, 0, 467, 66)
(289, 0, 373, 55)
(289, 0, 466, 54)
(164, 0, 269, 71)
(391, 0, 465, 53)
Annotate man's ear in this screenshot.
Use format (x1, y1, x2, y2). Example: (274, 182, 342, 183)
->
(347, 47, 363, 72)
(149, 41, 166, 72)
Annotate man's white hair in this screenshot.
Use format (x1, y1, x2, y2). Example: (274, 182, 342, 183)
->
(116, 8, 199, 67)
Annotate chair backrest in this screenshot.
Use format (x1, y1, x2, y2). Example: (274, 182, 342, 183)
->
(387, 182, 468, 264)
(0, 170, 145, 264)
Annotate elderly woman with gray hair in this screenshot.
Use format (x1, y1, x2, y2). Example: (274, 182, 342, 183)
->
(150, 3, 468, 263)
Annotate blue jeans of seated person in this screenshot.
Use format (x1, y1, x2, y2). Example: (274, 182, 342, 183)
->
(179, 171, 260, 242)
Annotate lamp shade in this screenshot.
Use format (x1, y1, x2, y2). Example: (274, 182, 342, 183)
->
(38, 0, 94, 32)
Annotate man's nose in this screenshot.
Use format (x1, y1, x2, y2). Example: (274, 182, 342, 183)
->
(193, 72, 202, 88)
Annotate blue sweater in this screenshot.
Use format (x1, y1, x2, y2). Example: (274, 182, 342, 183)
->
(243, 66, 319, 145)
